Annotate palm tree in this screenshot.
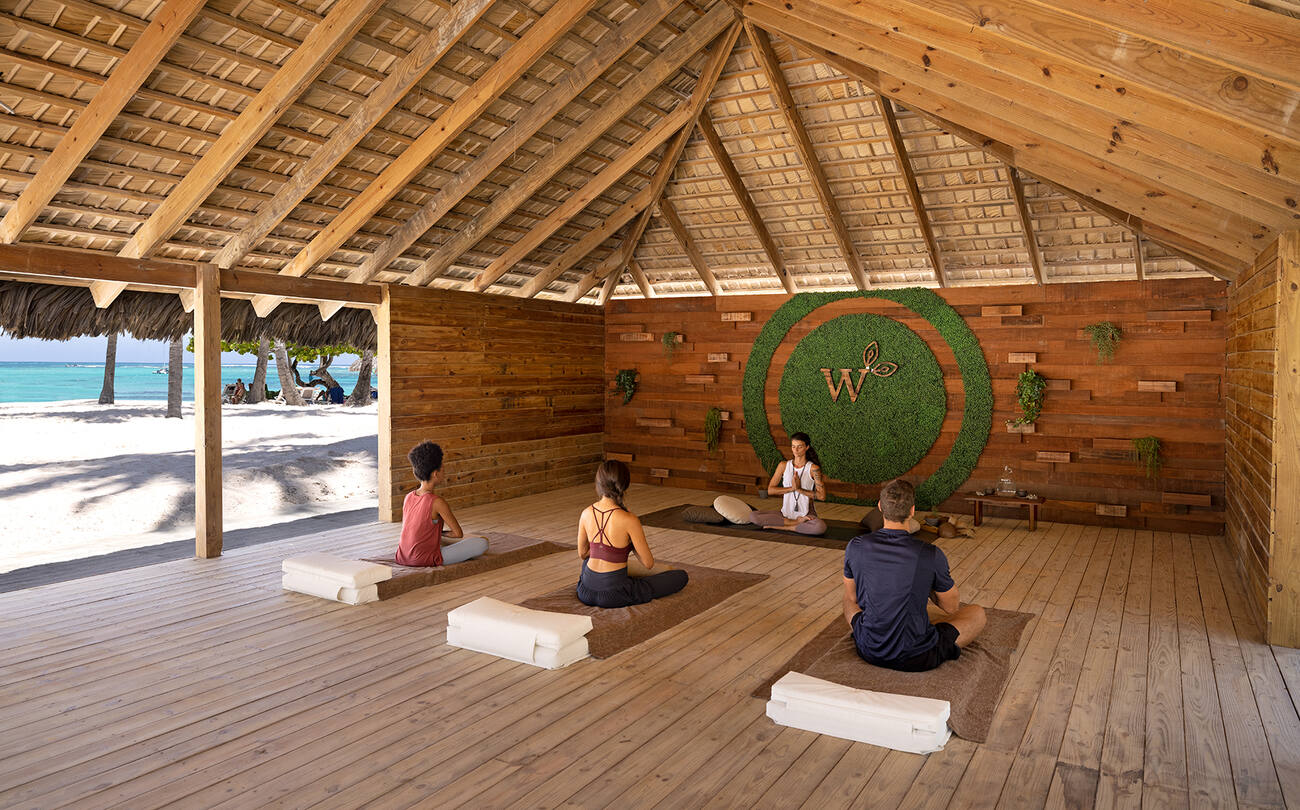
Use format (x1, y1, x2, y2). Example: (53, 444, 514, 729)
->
(273, 340, 305, 405)
(245, 337, 270, 404)
(97, 332, 116, 404)
(346, 349, 374, 405)
(166, 337, 182, 418)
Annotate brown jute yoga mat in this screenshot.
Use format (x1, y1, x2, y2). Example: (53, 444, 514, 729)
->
(639, 505, 866, 549)
(519, 562, 768, 658)
(363, 532, 568, 600)
(753, 607, 1034, 742)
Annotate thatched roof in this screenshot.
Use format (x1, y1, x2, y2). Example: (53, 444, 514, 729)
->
(0, 280, 376, 348)
(0, 0, 1294, 305)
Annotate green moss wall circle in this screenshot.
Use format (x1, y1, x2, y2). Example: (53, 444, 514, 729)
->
(778, 313, 945, 484)
(742, 289, 992, 510)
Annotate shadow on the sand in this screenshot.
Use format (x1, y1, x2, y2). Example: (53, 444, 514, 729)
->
(0, 434, 378, 534)
(0, 403, 376, 424)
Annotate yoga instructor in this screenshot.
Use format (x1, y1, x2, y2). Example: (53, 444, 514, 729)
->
(749, 431, 828, 536)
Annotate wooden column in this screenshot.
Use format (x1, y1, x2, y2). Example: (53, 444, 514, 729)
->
(1272, 231, 1300, 645)
(193, 263, 222, 558)
(377, 284, 396, 522)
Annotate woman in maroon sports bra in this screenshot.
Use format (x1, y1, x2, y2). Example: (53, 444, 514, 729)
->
(575, 460, 688, 608)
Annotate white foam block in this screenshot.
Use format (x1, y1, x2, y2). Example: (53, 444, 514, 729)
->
(281, 571, 379, 605)
(446, 596, 592, 669)
(282, 553, 392, 588)
(765, 672, 951, 754)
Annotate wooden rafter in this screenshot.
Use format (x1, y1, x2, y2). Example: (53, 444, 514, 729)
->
(595, 267, 620, 306)
(627, 258, 656, 299)
(212, 0, 493, 272)
(779, 28, 1246, 280)
(274, 0, 601, 283)
(1006, 168, 1046, 284)
(343, 0, 684, 286)
(657, 197, 720, 296)
(1133, 232, 1146, 281)
(408, 4, 734, 288)
(0, 0, 207, 246)
(696, 107, 795, 294)
(744, 20, 869, 290)
(876, 97, 947, 287)
(117, 0, 387, 262)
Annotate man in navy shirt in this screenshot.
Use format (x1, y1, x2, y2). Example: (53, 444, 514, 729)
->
(842, 479, 986, 671)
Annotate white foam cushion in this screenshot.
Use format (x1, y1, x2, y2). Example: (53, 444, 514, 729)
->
(446, 597, 592, 669)
(282, 571, 378, 605)
(712, 495, 753, 524)
(282, 553, 392, 588)
(765, 672, 951, 754)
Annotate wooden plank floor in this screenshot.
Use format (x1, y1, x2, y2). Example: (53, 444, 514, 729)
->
(0, 483, 1296, 809)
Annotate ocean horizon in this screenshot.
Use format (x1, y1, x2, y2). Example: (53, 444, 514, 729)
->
(0, 361, 377, 403)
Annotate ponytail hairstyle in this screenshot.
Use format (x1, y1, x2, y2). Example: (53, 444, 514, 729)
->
(595, 459, 631, 510)
(790, 431, 821, 467)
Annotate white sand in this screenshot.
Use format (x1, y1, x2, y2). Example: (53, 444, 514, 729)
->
(0, 400, 378, 572)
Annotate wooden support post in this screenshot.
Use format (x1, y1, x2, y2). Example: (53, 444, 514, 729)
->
(1272, 231, 1300, 646)
(193, 263, 222, 558)
(376, 284, 396, 522)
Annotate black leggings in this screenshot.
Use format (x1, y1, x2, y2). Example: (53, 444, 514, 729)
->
(575, 560, 688, 608)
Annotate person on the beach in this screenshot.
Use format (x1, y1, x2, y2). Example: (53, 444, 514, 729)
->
(749, 432, 827, 536)
(575, 460, 688, 608)
(232, 378, 246, 404)
(842, 479, 986, 672)
(395, 441, 487, 567)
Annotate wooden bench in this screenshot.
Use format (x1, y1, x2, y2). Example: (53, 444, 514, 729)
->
(964, 493, 1046, 531)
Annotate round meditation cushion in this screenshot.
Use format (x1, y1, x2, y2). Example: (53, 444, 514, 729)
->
(858, 508, 921, 534)
(681, 505, 727, 525)
(712, 495, 755, 525)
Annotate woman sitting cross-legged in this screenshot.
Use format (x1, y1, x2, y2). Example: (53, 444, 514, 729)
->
(576, 460, 688, 608)
(749, 431, 829, 536)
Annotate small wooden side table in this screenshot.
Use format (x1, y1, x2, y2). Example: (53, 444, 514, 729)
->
(964, 493, 1046, 531)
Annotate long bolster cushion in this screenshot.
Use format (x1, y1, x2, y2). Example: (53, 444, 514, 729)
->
(765, 671, 951, 754)
(281, 570, 379, 605)
(446, 596, 592, 670)
(282, 553, 393, 587)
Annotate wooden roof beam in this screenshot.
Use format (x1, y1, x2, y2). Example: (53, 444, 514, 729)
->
(0, 0, 207, 246)
(116, 0, 387, 262)
(697, 107, 795, 294)
(406, 4, 734, 288)
(339, 0, 686, 285)
(276, 0, 601, 283)
(627, 258, 656, 299)
(744, 21, 869, 290)
(1005, 168, 1046, 284)
(595, 266, 620, 306)
(658, 197, 720, 295)
(877, 97, 947, 287)
(211, 0, 493, 273)
(1133, 231, 1146, 281)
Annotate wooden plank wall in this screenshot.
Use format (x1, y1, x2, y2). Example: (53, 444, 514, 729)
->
(606, 279, 1226, 534)
(378, 284, 604, 522)
(1226, 242, 1278, 629)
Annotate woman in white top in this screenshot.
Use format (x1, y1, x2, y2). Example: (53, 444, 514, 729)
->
(750, 432, 828, 535)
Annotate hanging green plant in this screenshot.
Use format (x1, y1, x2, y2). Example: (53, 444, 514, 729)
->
(1010, 369, 1047, 427)
(1132, 436, 1162, 480)
(662, 331, 680, 359)
(614, 369, 638, 404)
(704, 406, 722, 452)
(1083, 321, 1123, 363)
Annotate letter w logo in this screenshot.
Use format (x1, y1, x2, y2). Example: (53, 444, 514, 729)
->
(821, 368, 867, 403)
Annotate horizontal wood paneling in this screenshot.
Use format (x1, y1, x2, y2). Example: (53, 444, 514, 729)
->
(606, 279, 1227, 534)
(380, 284, 603, 521)
(1226, 243, 1277, 628)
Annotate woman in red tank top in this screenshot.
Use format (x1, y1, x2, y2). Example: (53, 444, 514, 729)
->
(575, 461, 688, 608)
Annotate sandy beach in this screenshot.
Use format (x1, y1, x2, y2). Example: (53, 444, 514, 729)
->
(0, 400, 378, 572)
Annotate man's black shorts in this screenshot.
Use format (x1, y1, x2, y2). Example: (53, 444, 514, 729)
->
(857, 621, 961, 672)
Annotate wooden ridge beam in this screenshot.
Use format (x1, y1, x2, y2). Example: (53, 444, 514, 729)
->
(697, 107, 794, 294)
(877, 97, 947, 287)
(277, 0, 601, 282)
(657, 197, 720, 296)
(341, 0, 684, 285)
(406, 3, 734, 287)
(0, 0, 207, 245)
(211, 0, 492, 272)
(766, 19, 1250, 279)
(117, 0, 387, 260)
(544, 25, 742, 302)
(1006, 168, 1046, 284)
(743, 20, 869, 290)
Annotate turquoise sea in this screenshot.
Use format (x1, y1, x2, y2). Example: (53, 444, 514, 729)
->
(0, 361, 377, 403)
